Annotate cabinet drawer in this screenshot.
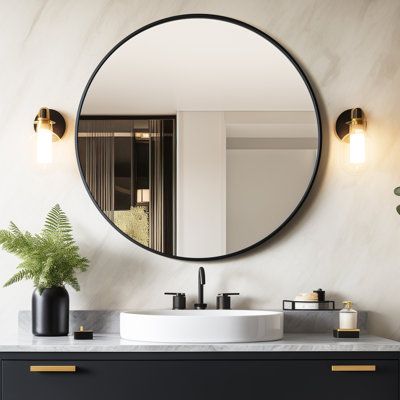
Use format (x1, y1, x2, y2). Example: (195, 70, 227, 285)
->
(2, 359, 398, 400)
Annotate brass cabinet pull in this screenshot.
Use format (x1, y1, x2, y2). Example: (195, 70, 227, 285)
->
(30, 365, 76, 373)
(331, 365, 376, 372)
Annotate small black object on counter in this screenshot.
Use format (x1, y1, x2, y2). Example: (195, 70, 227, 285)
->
(333, 329, 360, 338)
(74, 326, 93, 340)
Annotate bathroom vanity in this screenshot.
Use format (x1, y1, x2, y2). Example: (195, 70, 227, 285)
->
(0, 334, 399, 400)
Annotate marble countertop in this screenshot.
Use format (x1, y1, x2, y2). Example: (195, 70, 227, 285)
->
(0, 333, 399, 352)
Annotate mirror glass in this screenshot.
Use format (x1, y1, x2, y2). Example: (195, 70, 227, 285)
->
(77, 16, 320, 260)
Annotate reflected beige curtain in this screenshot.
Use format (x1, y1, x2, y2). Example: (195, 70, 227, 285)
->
(83, 120, 115, 220)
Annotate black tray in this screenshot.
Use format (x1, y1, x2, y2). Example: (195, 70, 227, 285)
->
(283, 300, 336, 310)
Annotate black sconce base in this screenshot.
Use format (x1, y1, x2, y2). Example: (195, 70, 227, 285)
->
(33, 109, 66, 140)
(335, 108, 364, 141)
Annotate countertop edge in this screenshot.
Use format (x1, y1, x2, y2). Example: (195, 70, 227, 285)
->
(0, 334, 399, 353)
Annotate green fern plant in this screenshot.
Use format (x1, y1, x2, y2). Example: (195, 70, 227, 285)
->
(395, 187, 400, 214)
(0, 204, 89, 293)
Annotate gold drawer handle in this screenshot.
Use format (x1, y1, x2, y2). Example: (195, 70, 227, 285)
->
(332, 365, 376, 372)
(30, 365, 76, 373)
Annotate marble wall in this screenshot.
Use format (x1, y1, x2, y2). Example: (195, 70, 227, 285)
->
(1, 0, 400, 338)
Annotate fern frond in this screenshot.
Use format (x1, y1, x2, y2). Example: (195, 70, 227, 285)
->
(42, 204, 74, 242)
(9, 222, 22, 236)
(65, 275, 80, 291)
(3, 269, 29, 287)
(0, 228, 38, 258)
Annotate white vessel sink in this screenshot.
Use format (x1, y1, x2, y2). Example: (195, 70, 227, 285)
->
(120, 310, 283, 343)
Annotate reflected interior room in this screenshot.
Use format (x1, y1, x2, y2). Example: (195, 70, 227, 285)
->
(78, 117, 175, 252)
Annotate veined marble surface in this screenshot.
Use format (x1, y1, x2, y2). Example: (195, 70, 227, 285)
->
(18, 310, 368, 335)
(0, 333, 398, 353)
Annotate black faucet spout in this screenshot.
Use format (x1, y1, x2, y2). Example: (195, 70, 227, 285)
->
(194, 267, 207, 309)
(199, 267, 206, 285)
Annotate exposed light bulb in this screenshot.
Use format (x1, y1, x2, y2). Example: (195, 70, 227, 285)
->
(349, 128, 366, 165)
(36, 127, 53, 164)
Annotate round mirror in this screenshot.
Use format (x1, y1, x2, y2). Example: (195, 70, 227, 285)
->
(76, 15, 321, 260)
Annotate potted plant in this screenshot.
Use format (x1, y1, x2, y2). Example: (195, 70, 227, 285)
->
(0, 204, 89, 336)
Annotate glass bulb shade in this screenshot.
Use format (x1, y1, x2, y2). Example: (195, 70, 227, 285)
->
(36, 127, 53, 164)
(349, 127, 366, 165)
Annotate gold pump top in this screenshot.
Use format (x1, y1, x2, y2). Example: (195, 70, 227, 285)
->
(342, 300, 353, 310)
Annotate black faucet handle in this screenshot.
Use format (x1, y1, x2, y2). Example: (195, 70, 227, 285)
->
(218, 293, 240, 296)
(216, 293, 240, 310)
(164, 292, 186, 310)
(164, 292, 185, 295)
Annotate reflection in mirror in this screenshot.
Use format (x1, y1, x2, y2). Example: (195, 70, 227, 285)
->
(78, 117, 175, 253)
(77, 17, 320, 260)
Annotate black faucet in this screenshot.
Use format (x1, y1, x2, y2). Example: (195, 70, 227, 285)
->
(194, 267, 207, 309)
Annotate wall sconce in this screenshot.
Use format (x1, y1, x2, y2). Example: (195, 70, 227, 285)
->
(335, 108, 367, 166)
(33, 107, 66, 164)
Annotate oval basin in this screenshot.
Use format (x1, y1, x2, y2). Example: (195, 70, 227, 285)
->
(120, 310, 283, 343)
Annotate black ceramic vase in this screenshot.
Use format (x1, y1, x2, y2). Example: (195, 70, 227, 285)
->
(32, 286, 69, 336)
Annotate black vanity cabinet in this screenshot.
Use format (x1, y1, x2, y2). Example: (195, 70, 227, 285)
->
(0, 352, 398, 400)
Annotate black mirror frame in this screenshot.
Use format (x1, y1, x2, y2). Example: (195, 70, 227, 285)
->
(75, 13, 322, 262)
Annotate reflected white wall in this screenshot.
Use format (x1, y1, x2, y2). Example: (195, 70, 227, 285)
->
(176, 112, 226, 257)
(226, 149, 316, 252)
